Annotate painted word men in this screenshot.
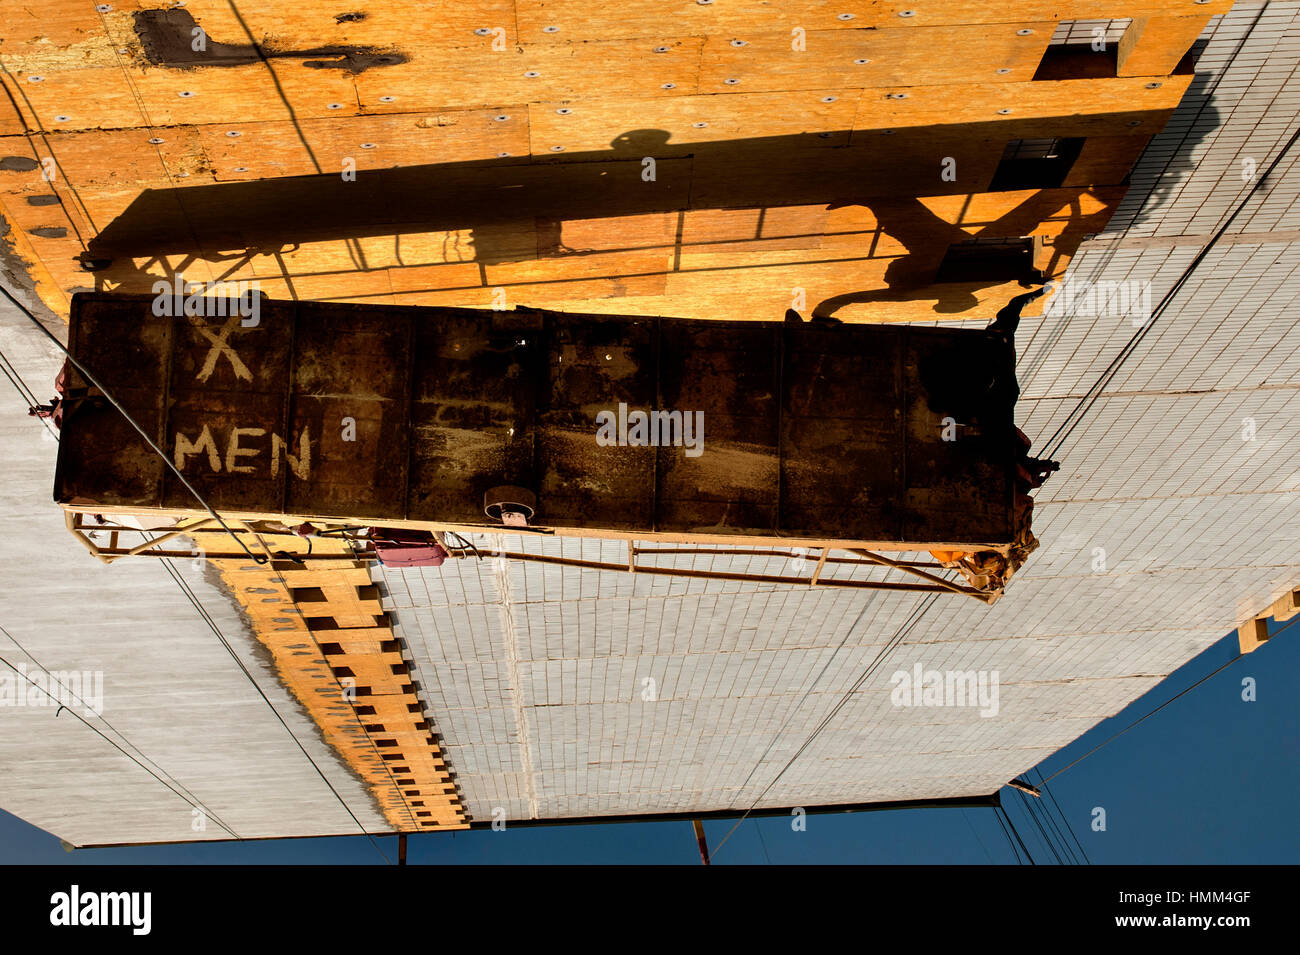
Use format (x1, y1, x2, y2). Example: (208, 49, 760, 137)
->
(595, 403, 705, 457)
(174, 424, 311, 479)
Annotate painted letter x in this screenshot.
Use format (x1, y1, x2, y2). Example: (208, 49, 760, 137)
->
(194, 315, 253, 382)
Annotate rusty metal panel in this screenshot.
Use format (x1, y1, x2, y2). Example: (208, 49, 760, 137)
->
(55, 293, 1016, 545)
(408, 307, 539, 524)
(288, 303, 412, 520)
(904, 327, 1016, 543)
(781, 323, 906, 542)
(658, 319, 781, 534)
(53, 296, 171, 509)
(538, 311, 657, 532)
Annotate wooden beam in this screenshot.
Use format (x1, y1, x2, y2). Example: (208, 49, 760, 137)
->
(1238, 617, 1270, 655)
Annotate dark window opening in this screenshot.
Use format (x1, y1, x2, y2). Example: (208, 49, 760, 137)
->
(989, 137, 1085, 191)
(935, 237, 1036, 284)
(1034, 18, 1131, 80)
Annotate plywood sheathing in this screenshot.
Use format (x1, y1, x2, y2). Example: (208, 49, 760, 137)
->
(210, 533, 468, 830)
(0, 0, 1210, 322)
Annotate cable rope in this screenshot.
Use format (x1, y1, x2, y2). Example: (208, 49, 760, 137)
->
(710, 592, 941, 858)
(0, 624, 241, 839)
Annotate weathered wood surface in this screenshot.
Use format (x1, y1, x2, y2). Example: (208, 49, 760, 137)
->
(0, 0, 1209, 321)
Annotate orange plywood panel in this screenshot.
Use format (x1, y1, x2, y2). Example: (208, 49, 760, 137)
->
(697, 24, 1054, 94)
(354, 36, 705, 112)
(529, 89, 861, 155)
(852, 75, 1191, 136)
(195, 109, 530, 181)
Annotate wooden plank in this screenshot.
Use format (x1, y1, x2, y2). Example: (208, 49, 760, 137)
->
(356, 35, 706, 108)
(851, 76, 1191, 137)
(1117, 15, 1213, 78)
(529, 89, 861, 154)
(697, 24, 1054, 94)
(1237, 617, 1270, 655)
(515, 0, 1229, 39)
(195, 108, 530, 181)
(1270, 590, 1300, 623)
